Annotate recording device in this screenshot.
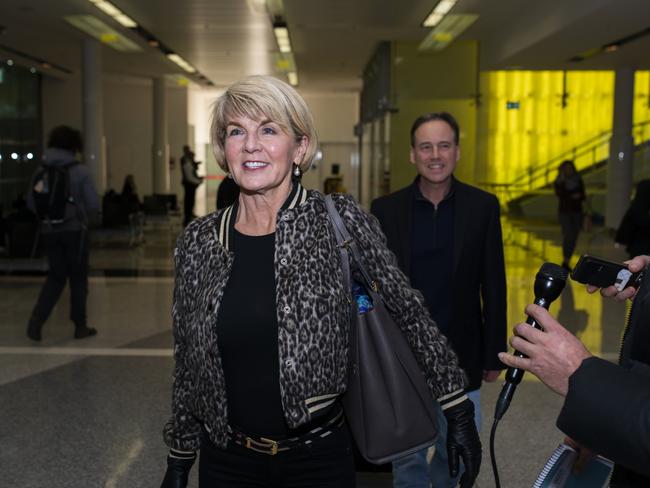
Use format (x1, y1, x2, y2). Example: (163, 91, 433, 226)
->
(571, 254, 645, 291)
(493, 262, 568, 420)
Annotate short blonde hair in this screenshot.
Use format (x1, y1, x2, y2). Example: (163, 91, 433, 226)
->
(210, 75, 318, 173)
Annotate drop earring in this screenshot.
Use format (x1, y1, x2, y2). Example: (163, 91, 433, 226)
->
(293, 164, 302, 177)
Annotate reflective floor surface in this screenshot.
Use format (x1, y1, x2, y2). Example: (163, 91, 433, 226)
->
(0, 213, 632, 487)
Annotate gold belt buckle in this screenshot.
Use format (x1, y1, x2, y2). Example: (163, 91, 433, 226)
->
(260, 437, 279, 455)
(245, 436, 279, 455)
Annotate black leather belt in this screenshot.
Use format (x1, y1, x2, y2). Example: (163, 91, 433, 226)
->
(228, 409, 344, 456)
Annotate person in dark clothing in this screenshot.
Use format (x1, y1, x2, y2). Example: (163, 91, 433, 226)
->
(615, 179, 650, 258)
(121, 174, 145, 245)
(215, 175, 239, 210)
(26, 126, 100, 341)
(181, 146, 203, 226)
(371, 112, 506, 488)
(500, 254, 650, 487)
(554, 160, 585, 270)
(323, 163, 345, 194)
(160, 76, 481, 488)
(121, 174, 141, 212)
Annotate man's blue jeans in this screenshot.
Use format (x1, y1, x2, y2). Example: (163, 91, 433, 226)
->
(392, 389, 482, 488)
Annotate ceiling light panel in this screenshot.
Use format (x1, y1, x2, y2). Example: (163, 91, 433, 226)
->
(88, 0, 138, 28)
(64, 15, 141, 52)
(422, 0, 458, 27)
(167, 53, 197, 73)
(274, 26, 292, 53)
(419, 14, 478, 51)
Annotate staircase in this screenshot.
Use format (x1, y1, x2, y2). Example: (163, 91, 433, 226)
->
(481, 120, 650, 220)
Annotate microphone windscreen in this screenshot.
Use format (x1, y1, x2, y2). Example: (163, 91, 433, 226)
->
(539, 262, 569, 281)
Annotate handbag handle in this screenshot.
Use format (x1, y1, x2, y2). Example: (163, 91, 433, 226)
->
(324, 195, 377, 294)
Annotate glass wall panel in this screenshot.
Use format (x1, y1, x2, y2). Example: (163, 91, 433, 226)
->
(479, 70, 614, 192)
(0, 63, 42, 212)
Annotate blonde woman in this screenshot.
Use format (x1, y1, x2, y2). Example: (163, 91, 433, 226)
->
(160, 75, 480, 488)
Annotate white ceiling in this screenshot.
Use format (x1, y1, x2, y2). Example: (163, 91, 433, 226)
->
(0, 0, 649, 93)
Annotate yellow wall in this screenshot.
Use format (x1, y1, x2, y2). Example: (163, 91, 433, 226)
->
(634, 71, 650, 144)
(478, 71, 614, 187)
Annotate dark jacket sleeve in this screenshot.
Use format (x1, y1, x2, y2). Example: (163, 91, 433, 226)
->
(557, 356, 650, 477)
(163, 235, 203, 451)
(480, 195, 507, 371)
(369, 198, 382, 221)
(616, 208, 635, 245)
(337, 195, 467, 404)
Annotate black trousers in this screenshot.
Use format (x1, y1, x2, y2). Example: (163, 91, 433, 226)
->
(183, 183, 197, 225)
(31, 230, 89, 327)
(198, 423, 356, 488)
(559, 212, 582, 262)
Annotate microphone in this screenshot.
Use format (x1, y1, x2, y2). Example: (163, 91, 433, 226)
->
(494, 262, 568, 420)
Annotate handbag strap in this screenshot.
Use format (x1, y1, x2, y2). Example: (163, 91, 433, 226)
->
(324, 195, 377, 294)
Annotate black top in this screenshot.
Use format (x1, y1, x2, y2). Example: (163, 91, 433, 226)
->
(216, 229, 287, 437)
(410, 179, 455, 335)
(554, 174, 585, 214)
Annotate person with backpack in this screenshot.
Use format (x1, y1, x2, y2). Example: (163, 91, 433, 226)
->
(26, 125, 100, 341)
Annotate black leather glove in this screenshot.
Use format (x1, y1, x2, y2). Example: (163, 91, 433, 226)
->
(444, 398, 482, 488)
(160, 450, 196, 488)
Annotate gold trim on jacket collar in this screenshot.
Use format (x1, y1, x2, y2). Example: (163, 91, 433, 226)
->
(217, 182, 308, 251)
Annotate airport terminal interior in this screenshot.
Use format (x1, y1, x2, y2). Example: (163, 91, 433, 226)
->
(2, 0, 650, 486)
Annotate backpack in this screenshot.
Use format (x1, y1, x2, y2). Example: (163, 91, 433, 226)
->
(32, 162, 78, 224)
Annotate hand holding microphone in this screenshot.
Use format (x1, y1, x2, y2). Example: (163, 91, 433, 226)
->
(494, 263, 568, 420)
(498, 304, 592, 397)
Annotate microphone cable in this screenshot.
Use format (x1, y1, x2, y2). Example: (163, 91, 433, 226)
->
(489, 417, 501, 488)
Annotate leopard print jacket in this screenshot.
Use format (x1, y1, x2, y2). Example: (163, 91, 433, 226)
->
(163, 183, 467, 451)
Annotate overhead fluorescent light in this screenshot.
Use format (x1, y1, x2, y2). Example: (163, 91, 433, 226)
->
(64, 15, 142, 52)
(88, 0, 137, 28)
(434, 0, 456, 16)
(273, 25, 292, 53)
(167, 53, 197, 73)
(419, 14, 478, 51)
(422, 0, 458, 27)
(92, 1, 120, 17)
(423, 13, 444, 27)
(271, 19, 298, 86)
(113, 14, 137, 28)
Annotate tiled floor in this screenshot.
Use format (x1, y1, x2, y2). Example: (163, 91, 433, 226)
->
(0, 213, 632, 487)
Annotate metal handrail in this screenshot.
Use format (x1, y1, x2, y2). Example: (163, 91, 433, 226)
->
(481, 120, 650, 204)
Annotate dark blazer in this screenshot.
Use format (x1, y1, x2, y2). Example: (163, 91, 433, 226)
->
(370, 178, 507, 391)
(557, 274, 650, 486)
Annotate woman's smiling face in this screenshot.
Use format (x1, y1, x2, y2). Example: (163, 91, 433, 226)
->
(224, 114, 306, 195)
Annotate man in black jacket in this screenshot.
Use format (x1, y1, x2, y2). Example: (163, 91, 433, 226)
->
(371, 112, 507, 487)
(500, 254, 650, 487)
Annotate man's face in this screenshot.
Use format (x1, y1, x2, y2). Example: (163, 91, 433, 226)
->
(410, 119, 460, 186)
